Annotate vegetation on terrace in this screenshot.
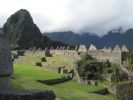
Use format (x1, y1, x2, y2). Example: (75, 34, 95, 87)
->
(12, 64, 113, 100)
(14, 52, 75, 70)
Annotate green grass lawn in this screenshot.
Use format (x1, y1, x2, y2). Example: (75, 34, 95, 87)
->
(12, 64, 114, 100)
(14, 53, 75, 70)
(46, 56, 64, 62)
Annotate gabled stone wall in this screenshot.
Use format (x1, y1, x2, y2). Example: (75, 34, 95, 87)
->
(88, 50, 122, 64)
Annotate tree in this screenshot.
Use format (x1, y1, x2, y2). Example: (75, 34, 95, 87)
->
(76, 53, 108, 80)
(111, 67, 121, 82)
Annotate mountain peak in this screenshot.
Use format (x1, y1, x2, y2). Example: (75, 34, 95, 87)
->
(17, 9, 30, 13)
(3, 9, 43, 49)
(3, 9, 67, 49)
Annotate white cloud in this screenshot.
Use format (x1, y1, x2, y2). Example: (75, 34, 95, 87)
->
(0, 0, 133, 36)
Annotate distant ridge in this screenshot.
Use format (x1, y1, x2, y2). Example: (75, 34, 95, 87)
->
(44, 29, 133, 49)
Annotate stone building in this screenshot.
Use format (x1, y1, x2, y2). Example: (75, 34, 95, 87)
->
(89, 44, 97, 51)
(50, 44, 129, 64)
(78, 45, 88, 52)
(121, 45, 129, 52)
(113, 45, 122, 52)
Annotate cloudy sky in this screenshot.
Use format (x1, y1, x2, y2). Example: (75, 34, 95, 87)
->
(0, 0, 133, 36)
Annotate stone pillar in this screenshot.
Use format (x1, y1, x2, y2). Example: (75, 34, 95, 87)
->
(0, 36, 13, 92)
(62, 46, 65, 50)
(60, 46, 62, 50)
(56, 46, 59, 50)
(67, 46, 70, 50)
(45, 47, 48, 52)
(50, 46, 53, 50)
(75, 45, 78, 51)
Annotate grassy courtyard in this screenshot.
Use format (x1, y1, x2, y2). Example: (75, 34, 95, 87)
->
(12, 64, 113, 100)
(14, 53, 75, 69)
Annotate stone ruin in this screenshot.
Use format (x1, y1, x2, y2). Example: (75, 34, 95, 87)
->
(0, 32, 56, 100)
(89, 44, 97, 51)
(49, 44, 129, 64)
(78, 45, 87, 52)
(12, 44, 130, 78)
(109, 81, 133, 100)
(121, 45, 129, 52)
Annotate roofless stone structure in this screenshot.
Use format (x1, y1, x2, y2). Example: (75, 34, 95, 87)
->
(121, 45, 129, 52)
(50, 44, 129, 64)
(78, 45, 87, 52)
(89, 44, 97, 51)
(113, 45, 121, 52)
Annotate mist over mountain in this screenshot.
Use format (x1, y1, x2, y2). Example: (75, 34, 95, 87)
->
(2, 9, 133, 50)
(1, 0, 133, 35)
(3, 9, 67, 49)
(44, 29, 133, 49)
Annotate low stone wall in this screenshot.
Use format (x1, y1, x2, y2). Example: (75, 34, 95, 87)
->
(0, 90, 55, 100)
(43, 66, 66, 74)
(98, 81, 133, 100)
(11, 50, 25, 56)
(97, 82, 116, 94)
(37, 77, 70, 85)
(43, 66, 60, 73)
(115, 81, 133, 100)
(91, 88, 109, 95)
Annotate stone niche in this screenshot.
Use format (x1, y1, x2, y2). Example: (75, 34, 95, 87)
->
(0, 35, 13, 92)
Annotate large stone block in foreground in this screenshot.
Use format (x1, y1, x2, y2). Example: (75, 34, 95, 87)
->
(0, 76, 12, 92)
(0, 36, 13, 76)
(0, 90, 56, 100)
(0, 35, 13, 91)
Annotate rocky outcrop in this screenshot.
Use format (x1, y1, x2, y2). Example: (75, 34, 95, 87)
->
(3, 9, 66, 50)
(3, 9, 43, 49)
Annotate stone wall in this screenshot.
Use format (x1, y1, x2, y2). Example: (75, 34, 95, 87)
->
(0, 90, 55, 100)
(87, 50, 122, 64)
(99, 81, 133, 100)
(115, 81, 133, 100)
(37, 77, 70, 85)
(50, 50, 80, 60)
(50, 49, 122, 64)
(17, 49, 123, 65)
(42, 66, 63, 73)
